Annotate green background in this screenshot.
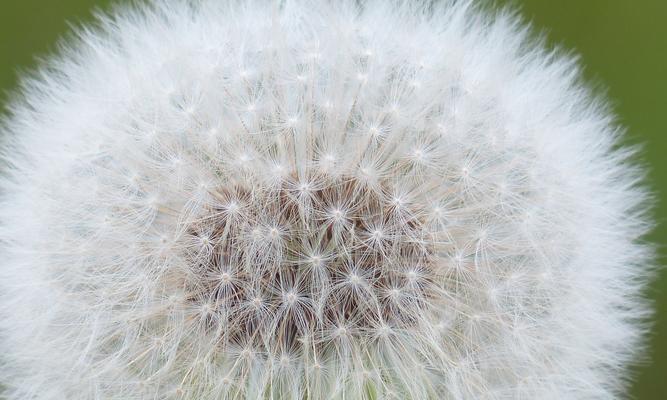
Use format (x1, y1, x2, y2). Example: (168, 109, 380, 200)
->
(0, 0, 665, 398)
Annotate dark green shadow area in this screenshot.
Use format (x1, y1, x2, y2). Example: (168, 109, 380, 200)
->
(0, 0, 117, 105)
(1, 1, 665, 398)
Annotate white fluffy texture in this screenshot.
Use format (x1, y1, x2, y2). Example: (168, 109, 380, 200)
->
(0, 1, 653, 399)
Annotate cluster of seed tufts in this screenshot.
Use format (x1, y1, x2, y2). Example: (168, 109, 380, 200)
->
(184, 174, 439, 353)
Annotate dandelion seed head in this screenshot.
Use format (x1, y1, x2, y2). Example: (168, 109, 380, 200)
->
(0, 0, 654, 399)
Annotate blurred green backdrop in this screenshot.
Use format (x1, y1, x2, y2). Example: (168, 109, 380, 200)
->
(0, 0, 665, 398)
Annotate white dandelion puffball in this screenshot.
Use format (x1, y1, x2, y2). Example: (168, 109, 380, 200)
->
(0, 0, 654, 399)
